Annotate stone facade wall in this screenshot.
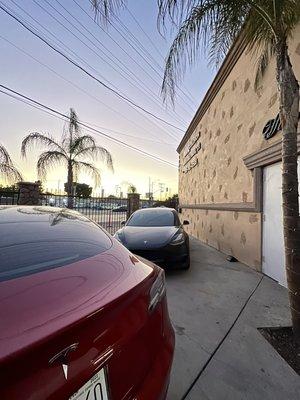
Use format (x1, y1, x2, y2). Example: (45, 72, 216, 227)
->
(178, 24, 300, 269)
(181, 208, 261, 270)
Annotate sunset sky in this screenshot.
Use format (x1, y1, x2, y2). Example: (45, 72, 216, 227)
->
(0, 0, 214, 198)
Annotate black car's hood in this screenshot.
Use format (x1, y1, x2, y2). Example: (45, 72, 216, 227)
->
(122, 226, 179, 249)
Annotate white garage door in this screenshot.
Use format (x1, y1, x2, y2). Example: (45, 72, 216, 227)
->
(262, 159, 300, 287)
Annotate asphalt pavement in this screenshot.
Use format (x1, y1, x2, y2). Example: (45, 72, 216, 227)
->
(166, 237, 300, 400)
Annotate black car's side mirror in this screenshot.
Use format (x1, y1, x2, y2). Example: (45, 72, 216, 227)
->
(121, 221, 126, 226)
(183, 220, 189, 225)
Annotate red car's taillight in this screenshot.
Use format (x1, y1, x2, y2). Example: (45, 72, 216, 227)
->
(148, 269, 166, 312)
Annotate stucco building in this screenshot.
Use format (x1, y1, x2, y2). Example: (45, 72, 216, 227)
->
(178, 24, 300, 286)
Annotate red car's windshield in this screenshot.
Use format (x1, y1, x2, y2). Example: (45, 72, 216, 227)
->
(0, 207, 112, 282)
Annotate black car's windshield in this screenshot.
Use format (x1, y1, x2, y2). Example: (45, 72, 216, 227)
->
(127, 209, 176, 227)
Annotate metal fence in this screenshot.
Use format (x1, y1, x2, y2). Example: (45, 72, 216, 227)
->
(0, 191, 19, 205)
(40, 194, 128, 235)
(0, 190, 177, 235)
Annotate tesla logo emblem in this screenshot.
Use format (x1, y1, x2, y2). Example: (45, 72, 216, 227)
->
(62, 364, 68, 380)
(49, 343, 79, 380)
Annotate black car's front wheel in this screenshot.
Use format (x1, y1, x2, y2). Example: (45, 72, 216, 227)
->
(182, 255, 190, 270)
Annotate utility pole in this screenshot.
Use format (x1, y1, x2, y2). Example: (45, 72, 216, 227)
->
(158, 182, 165, 201)
(115, 185, 121, 197)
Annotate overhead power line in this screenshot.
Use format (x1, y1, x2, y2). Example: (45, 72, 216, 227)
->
(33, 0, 188, 128)
(89, 0, 197, 109)
(73, 0, 195, 116)
(0, 85, 172, 146)
(125, 6, 166, 62)
(90, 0, 197, 109)
(0, 84, 178, 168)
(124, 6, 198, 104)
(6, 0, 119, 90)
(3, 2, 176, 143)
(0, 3, 184, 133)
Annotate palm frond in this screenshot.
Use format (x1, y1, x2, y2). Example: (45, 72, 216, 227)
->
(273, 0, 300, 37)
(37, 151, 67, 181)
(73, 160, 101, 187)
(21, 132, 64, 158)
(128, 183, 137, 193)
(16, 207, 86, 225)
(17, 207, 66, 226)
(0, 144, 22, 183)
(0, 144, 13, 164)
(91, 0, 125, 24)
(62, 108, 81, 152)
(158, 0, 199, 30)
(243, 10, 275, 52)
(254, 43, 275, 91)
(75, 145, 114, 172)
(0, 163, 23, 184)
(159, 0, 300, 102)
(71, 135, 96, 156)
(20, 107, 113, 188)
(48, 211, 83, 226)
(161, 1, 244, 102)
(69, 108, 80, 136)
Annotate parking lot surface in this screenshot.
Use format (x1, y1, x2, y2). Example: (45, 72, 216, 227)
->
(166, 237, 300, 400)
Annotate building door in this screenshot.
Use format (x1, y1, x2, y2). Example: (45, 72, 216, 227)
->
(262, 159, 300, 287)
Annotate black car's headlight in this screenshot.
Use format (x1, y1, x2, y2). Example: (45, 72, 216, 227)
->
(170, 232, 185, 245)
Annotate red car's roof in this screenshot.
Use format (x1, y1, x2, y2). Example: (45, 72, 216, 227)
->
(0, 205, 91, 224)
(0, 206, 155, 362)
(0, 206, 112, 281)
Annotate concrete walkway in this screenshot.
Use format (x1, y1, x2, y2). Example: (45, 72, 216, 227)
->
(166, 237, 300, 400)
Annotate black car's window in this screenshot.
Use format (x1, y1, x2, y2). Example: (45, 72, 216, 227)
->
(127, 209, 177, 227)
(0, 210, 112, 282)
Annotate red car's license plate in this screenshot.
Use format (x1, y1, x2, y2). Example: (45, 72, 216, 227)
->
(69, 369, 109, 400)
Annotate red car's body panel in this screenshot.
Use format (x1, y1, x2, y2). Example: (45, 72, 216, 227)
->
(0, 245, 153, 362)
(0, 207, 174, 400)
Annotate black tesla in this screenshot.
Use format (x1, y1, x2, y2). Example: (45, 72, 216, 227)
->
(114, 207, 190, 270)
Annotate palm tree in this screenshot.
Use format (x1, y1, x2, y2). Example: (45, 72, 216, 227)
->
(92, 1, 300, 341)
(128, 183, 137, 194)
(0, 144, 22, 184)
(158, 0, 300, 343)
(21, 108, 113, 208)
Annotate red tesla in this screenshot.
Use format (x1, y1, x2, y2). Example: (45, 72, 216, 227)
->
(0, 206, 175, 400)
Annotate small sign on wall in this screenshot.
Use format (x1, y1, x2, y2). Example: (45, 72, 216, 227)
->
(181, 131, 201, 174)
(182, 158, 199, 174)
(263, 112, 300, 140)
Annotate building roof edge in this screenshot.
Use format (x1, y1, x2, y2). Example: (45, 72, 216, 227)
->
(177, 33, 247, 153)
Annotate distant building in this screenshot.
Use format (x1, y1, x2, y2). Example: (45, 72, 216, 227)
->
(177, 24, 300, 286)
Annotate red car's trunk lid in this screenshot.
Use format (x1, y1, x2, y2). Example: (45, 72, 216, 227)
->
(0, 244, 159, 400)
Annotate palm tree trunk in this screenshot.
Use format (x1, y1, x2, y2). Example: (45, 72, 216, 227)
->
(276, 40, 300, 343)
(67, 160, 74, 209)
